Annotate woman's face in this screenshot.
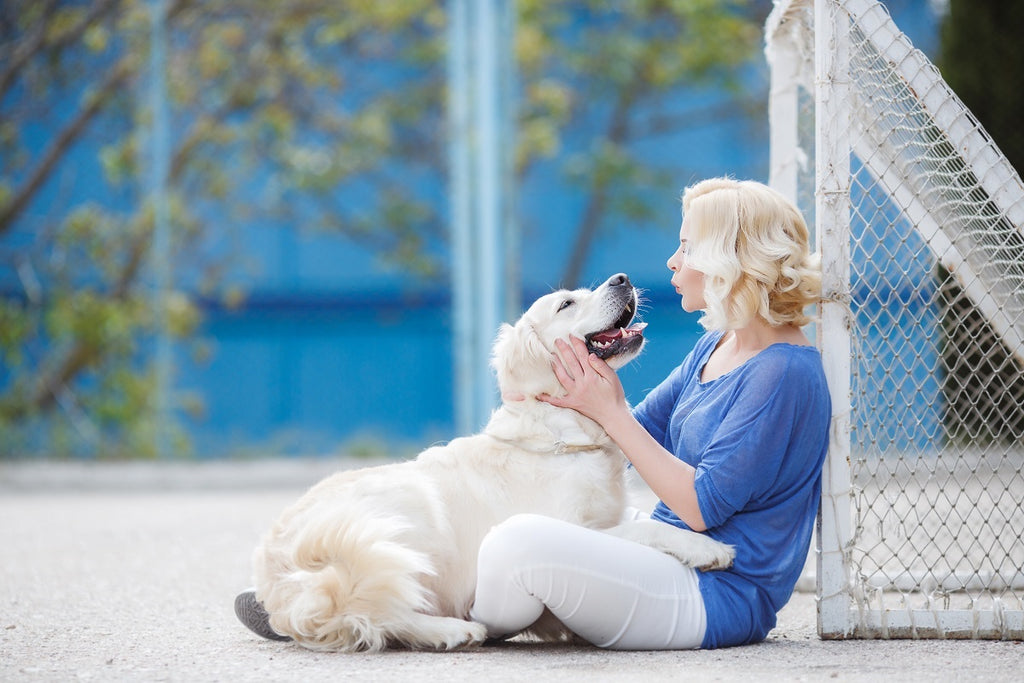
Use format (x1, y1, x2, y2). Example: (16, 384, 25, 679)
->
(667, 215, 706, 312)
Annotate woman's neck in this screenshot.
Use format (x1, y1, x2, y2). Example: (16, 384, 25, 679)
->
(702, 320, 811, 382)
(727, 319, 808, 352)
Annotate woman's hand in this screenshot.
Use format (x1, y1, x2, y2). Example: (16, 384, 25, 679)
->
(540, 336, 707, 530)
(538, 336, 628, 426)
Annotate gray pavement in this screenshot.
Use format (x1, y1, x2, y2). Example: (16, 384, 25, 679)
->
(1, 458, 1021, 682)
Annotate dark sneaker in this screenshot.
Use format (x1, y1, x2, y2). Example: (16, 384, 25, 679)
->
(234, 590, 292, 641)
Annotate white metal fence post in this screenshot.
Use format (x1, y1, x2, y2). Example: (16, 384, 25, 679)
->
(814, 0, 854, 639)
(766, 9, 801, 203)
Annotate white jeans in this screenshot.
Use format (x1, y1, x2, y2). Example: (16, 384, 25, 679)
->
(469, 513, 706, 650)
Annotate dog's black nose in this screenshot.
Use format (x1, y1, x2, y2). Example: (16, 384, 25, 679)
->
(608, 273, 630, 288)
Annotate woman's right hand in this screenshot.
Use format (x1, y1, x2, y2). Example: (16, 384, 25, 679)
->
(537, 335, 628, 427)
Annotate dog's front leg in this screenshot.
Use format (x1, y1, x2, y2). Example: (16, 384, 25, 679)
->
(603, 519, 734, 571)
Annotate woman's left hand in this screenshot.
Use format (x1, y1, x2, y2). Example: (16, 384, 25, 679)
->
(537, 336, 627, 425)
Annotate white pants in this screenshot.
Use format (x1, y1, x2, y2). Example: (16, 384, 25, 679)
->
(469, 513, 706, 650)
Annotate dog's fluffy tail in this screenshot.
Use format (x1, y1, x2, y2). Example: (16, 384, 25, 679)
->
(257, 511, 436, 652)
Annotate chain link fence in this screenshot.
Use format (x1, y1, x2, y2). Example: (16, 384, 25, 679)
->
(767, 0, 1024, 638)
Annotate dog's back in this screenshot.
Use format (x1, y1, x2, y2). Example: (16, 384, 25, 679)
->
(252, 432, 625, 651)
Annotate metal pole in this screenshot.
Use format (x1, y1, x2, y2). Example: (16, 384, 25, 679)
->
(766, 13, 801, 204)
(499, 0, 520, 328)
(473, 0, 502, 424)
(814, 0, 854, 640)
(448, 0, 517, 435)
(447, 0, 475, 435)
(148, 0, 172, 458)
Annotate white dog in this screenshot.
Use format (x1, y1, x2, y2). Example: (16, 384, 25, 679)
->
(249, 273, 734, 652)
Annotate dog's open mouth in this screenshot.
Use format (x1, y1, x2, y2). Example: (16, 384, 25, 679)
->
(584, 300, 647, 360)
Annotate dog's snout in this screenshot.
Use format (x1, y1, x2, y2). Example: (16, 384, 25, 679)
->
(608, 273, 630, 288)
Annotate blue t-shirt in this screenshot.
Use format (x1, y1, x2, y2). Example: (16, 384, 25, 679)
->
(632, 330, 830, 649)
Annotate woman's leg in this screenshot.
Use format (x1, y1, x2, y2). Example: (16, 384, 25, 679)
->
(470, 513, 706, 650)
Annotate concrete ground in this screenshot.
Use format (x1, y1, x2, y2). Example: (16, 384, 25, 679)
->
(1, 458, 1021, 682)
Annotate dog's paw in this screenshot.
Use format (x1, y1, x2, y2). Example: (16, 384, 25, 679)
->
(680, 534, 735, 571)
(605, 520, 735, 571)
(401, 614, 488, 651)
(432, 619, 489, 651)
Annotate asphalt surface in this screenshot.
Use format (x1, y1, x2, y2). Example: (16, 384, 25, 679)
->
(1, 457, 1021, 682)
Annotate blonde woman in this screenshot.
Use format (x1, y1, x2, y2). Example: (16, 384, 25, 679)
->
(469, 178, 831, 649)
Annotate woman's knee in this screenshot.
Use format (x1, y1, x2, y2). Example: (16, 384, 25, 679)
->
(477, 513, 558, 573)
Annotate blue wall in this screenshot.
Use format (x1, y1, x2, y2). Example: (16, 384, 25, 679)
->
(182, 288, 706, 456)
(0, 1, 946, 458)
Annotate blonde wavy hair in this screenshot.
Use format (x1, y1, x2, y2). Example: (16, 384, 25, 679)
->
(681, 177, 822, 330)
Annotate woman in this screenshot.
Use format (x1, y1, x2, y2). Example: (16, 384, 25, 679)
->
(468, 177, 832, 649)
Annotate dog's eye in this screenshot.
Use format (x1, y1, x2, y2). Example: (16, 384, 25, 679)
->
(557, 299, 574, 312)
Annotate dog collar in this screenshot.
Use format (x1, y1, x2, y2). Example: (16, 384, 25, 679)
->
(484, 433, 603, 455)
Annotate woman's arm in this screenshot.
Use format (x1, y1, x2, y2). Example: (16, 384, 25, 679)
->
(539, 336, 708, 531)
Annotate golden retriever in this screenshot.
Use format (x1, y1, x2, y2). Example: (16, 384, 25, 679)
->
(249, 273, 733, 652)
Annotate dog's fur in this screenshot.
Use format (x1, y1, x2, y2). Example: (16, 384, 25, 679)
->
(251, 274, 734, 652)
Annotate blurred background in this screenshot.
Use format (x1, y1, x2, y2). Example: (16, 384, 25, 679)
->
(0, 0, 1003, 460)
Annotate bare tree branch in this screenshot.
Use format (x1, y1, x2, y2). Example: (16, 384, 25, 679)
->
(560, 90, 764, 287)
(627, 91, 767, 141)
(0, 0, 122, 103)
(0, 0, 192, 237)
(0, 0, 59, 101)
(17, 110, 214, 419)
(562, 84, 638, 288)
(0, 58, 133, 236)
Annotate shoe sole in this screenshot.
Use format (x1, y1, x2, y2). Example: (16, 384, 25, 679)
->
(234, 590, 292, 642)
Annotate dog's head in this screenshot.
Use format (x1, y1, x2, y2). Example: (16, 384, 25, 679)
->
(492, 273, 646, 399)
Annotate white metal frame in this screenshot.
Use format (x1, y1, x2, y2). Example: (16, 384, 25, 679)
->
(767, 0, 1024, 639)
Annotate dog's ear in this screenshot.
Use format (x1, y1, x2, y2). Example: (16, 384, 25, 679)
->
(491, 320, 554, 396)
(490, 323, 516, 392)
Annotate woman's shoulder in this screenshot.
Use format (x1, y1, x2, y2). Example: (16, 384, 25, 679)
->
(744, 340, 827, 390)
(754, 345, 831, 423)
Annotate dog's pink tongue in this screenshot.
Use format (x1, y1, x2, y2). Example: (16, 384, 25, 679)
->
(590, 322, 647, 343)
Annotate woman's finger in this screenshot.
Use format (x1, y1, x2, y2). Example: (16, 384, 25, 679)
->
(537, 392, 567, 407)
(587, 352, 616, 382)
(561, 336, 593, 377)
(553, 338, 583, 378)
(550, 357, 575, 389)
(568, 335, 592, 364)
